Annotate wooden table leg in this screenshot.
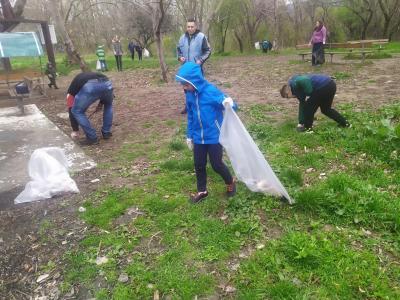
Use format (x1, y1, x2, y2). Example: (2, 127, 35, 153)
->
(16, 96, 24, 115)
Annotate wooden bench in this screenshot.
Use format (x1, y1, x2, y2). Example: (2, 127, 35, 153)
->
(296, 39, 389, 63)
(0, 76, 46, 114)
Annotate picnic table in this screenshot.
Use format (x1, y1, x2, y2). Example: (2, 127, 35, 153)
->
(0, 77, 45, 114)
(296, 39, 389, 63)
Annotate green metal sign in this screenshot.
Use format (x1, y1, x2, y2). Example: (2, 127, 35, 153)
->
(0, 32, 43, 57)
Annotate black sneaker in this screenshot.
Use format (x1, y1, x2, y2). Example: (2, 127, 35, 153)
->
(190, 191, 208, 204)
(79, 138, 99, 146)
(297, 126, 313, 133)
(226, 180, 236, 197)
(338, 122, 352, 128)
(180, 107, 187, 114)
(102, 132, 112, 140)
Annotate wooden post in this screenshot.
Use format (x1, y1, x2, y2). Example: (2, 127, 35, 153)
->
(40, 22, 56, 69)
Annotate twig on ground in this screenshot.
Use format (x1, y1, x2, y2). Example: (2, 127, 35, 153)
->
(147, 231, 162, 249)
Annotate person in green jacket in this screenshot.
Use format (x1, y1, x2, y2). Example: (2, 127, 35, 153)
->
(280, 74, 350, 132)
(95, 45, 108, 71)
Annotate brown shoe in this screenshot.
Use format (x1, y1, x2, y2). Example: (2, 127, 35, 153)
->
(190, 191, 208, 204)
(226, 180, 236, 197)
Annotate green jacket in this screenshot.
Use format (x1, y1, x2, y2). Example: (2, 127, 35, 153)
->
(96, 47, 106, 60)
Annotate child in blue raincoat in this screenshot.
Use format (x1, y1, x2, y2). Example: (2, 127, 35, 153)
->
(176, 62, 237, 203)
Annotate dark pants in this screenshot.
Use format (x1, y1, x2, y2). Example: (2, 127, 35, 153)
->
(99, 59, 108, 71)
(193, 143, 233, 192)
(130, 51, 135, 60)
(304, 80, 348, 128)
(47, 75, 58, 88)
(114, 55, 122, 71)
(312, 42, 325, 66)
(68, 108, 79, 131)
(137, 51, 142, 61)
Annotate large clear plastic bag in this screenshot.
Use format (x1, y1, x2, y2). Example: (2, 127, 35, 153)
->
(219, 105, 293, 204)
(14, 147, 79, 204)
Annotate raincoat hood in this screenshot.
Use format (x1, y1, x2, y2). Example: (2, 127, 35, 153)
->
(175, 62, 207, 92)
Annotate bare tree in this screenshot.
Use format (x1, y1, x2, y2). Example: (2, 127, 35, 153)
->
(377, 0, 400, 39)
(148, 0, 172, 82)
(345, 0, 374, 39)
(48, 0, 90, 71)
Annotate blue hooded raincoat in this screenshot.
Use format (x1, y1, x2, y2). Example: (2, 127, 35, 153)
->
(176, 62, 235, 144)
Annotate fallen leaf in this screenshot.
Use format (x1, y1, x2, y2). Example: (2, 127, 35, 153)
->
(95, 256, 109, 265)
(256, 244, 265, 250)
(225, 285, 236, 293)
(153, 290, 160, 300)
(118, 273, 129, 283)
(36, 274, 49, 283)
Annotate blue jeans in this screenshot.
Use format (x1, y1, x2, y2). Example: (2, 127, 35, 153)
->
(72, 80, 113, 140)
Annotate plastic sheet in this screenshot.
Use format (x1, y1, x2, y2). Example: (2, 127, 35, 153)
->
(14, 147, 79, 204)
(219, 105, 293, 203)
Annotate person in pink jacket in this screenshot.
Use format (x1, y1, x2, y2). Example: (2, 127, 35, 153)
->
(309, 20, 327, 66)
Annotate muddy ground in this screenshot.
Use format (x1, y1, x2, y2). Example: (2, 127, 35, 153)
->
(1, 54, 399, 299)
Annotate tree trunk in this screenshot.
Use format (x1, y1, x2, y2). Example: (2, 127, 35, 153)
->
(234, 30, 243, 53)
(48, 0, 90, 72)
(151, 0, 169, 82)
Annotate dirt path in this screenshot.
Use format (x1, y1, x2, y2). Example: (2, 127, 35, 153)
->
(1, 54, 399, 299)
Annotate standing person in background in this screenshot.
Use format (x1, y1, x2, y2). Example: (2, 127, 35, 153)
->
(309, 20, 327, 66)
(135, 44, 143, 61)
(176, 18, 211, 114)
(128, 40, 136, 61)
(95, 45, 108, 71)
(112, 35, 123, 71)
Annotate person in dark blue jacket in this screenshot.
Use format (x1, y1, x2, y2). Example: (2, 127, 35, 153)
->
(176, 62, 237, 203)
(280, 74, 350, 131)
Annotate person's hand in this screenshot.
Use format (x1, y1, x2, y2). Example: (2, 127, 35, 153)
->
(179, 57, 186, 63)
(308, 43, 312, 47)
(186, 138, 193, 150)
(222, 97, 234, 107)
(195, 59, 202, 64)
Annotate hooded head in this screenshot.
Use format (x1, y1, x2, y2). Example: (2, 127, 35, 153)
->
(175, 62, 207, 92)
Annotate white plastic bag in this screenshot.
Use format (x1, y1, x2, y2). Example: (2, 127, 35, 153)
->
(14, 147, 79, 204)
(96, 60, 101, 71)
(143, 48, 150, 58)
(255, 42, 260, 50)
(219, 106, 293, 203)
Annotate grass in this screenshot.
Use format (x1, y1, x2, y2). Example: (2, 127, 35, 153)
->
(2, 54, 181, 76)
(60, 99, 400, 298)
(4, 41, 399, 77)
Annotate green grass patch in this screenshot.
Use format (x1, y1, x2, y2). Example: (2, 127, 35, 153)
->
(333, 71, 351, 80)
(62, 100, 400, 298)
(235, 231, 400, 299)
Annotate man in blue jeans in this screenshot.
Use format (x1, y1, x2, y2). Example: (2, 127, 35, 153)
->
(69, 72, 114, 146)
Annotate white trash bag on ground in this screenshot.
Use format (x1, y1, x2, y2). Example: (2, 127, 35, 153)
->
(15, 147, 79, 204)
(219, 105, 293, 204)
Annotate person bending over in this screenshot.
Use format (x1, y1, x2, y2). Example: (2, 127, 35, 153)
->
(280, 74, 350, 132)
